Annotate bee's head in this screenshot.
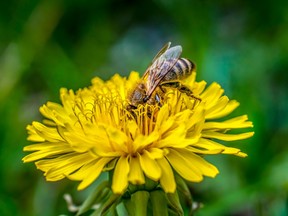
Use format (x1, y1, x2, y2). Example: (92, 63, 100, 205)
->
(128, 82, 147, 107)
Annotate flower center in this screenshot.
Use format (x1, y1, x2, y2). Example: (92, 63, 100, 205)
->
(128, 104, 160, 135)
(72, 90, 127, 129)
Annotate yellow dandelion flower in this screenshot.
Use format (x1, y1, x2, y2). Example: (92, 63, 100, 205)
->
(23, 71, 254, 194)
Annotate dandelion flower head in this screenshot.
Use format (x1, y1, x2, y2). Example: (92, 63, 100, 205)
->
(23, 69, 254, 195)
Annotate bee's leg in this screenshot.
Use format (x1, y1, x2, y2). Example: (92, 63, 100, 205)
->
(126, 104, 138, 120)
(160, 81, 192, 94)
(159, 85, 166, 93)
(160, 81, 202, 104)
(178, 84, 202, 104)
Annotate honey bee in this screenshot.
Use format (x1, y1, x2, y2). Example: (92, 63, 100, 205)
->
(128, 42, 197, 109)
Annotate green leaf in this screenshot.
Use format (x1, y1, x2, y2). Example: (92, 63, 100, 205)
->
(175, 174, 193, 214)
(166, 191, 184, 216)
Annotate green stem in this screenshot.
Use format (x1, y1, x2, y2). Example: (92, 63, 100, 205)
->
(132, 191, 150, 216)
(150, 190, 168, 216)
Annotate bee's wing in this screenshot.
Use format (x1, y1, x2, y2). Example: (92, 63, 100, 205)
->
(145, 45, 182, 98)
(142, 42, 171, 79)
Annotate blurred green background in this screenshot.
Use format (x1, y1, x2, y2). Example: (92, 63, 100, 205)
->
(0, 0, 287, 215)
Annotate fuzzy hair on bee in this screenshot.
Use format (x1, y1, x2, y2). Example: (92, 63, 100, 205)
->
(127, 42, 198, 111)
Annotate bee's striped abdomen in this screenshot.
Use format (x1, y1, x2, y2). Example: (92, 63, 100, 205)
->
(162, 58, 195, 82)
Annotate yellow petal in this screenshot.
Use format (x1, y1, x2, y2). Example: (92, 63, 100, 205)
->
(206, 100, 240, 120)
(133, 132, 159, 151)
(47, 159, 92, 181)
(195, 138, 248, 157)
(166, 149, 202, 182)
(139, 150, 161, 181)
(186, 146, 223, 155)
(202, 131, 255, 141)
(127, 120, 139, 139)
(75, 157, 112, 190)
(22, 142, 72, 162)
(156, 125, 187, 148)
(192, 80, 207, 95)
(155, 104, 169, 129)
(167, 148, 219, 181)
(201, 83, 224, 108)
(128, 156, 145, 185)
(146, 148, 164, 159)
(26, 125, 46, 142)
(31, 122, 63, 142)
(235, 152, 248, 157)
(203, 115, 253, 130)
(37, 153, 95, 180)
(106, 125, 128, 150)
(112, 156, 130, 194)
(186, 104, 205, 129)
(177, 148, 219, 178)
(157, 158, 176, 193)
(204, 96, 229, 116)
